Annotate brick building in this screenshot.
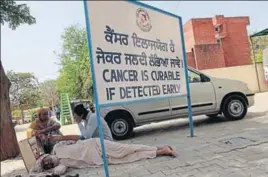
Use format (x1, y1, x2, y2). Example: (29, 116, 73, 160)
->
(184, 15, 251, 70)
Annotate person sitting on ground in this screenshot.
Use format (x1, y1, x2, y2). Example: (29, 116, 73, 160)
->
(28, 108, 63, 152)
(73, 104, 113, 141)
(31, 136, 177, 175)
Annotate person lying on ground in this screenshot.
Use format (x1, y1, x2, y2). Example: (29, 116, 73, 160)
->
(31, 136, 177, 175)
(73, 104, 113, 141)
(28, 108, 63, 152)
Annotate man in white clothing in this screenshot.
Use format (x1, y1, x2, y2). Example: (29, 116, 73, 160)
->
(73, 104, 113, 141)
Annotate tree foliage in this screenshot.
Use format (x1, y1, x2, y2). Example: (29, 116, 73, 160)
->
(7, 71, 40, 111)
(249, 32, 268, 63)
(57, 25, 92, 100)
(0, 0, 36, 30)
(39, 79, 59, 107)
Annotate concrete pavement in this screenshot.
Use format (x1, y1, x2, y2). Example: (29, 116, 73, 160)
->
(1, 92, 268, 177)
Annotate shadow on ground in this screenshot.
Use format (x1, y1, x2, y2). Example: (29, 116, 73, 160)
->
(133, 116, 222, 138)
(132, 110, 268, 139)
(1, 168, 28, 177)
(245, 111, 268, 119)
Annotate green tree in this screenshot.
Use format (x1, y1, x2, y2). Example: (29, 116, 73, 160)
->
(39, 79, 59, 107)
(1, 0, 36, 161)
(7, 71, 40, 122)
(1, 0, 36, 30)
(57, 25, 93, 101)
(249, 32, 268, 63)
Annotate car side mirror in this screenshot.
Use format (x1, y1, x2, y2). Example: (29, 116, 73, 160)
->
(200, 74, 210, 82)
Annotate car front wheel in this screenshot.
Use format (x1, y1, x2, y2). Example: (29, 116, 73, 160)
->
(222, 95, 248, 121)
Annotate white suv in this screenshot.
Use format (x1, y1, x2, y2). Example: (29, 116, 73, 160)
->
(100, 68, 255, 140)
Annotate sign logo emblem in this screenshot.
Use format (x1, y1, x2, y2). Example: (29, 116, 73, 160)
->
(136, 8, 152, 32)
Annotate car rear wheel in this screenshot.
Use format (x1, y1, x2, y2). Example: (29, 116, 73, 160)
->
(222, 95, 248, 121)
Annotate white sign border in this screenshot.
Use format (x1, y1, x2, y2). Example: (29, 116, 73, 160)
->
(83, 2, 195, 177)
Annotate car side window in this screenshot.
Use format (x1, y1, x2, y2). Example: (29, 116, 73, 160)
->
(188, 70, 201, 83)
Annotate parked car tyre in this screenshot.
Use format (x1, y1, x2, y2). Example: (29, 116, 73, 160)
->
(106, 111, 134, 140)
(222, 95, 248, 121)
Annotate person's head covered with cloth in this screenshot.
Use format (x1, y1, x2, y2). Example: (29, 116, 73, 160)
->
(31, 154, 67, 175)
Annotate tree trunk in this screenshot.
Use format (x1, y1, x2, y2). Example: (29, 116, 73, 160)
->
(0, 61, 20, 161)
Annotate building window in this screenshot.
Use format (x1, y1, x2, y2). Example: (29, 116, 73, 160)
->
(217, 39, 221, 44)
(215, 26, 220, 32)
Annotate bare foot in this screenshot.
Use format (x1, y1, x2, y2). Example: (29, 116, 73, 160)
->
(168, 146, 178, 157)
(163, 146, 178, 157)
(158, 146, 173, 150)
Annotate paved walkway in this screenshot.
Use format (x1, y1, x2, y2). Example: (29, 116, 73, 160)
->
(1, 93, 268, 177)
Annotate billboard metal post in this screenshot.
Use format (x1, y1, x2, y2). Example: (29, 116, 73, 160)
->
(178, 18, 194, 137)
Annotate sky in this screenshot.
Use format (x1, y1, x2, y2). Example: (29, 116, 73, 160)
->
(2, 1, 268, 82)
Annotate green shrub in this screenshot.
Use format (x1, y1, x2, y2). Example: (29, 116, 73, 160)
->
(25, 108, 40, 122)
(12, 110, 21, 118)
